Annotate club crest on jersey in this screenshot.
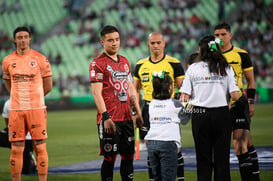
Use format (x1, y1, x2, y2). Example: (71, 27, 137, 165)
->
(124, 64, 129, 72)
(104, 143, 112, 152)
(97, 73, 103, 79)
(29, 59, 37, 67)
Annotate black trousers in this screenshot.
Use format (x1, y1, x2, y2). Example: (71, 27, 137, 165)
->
(192, 106, 232, 181)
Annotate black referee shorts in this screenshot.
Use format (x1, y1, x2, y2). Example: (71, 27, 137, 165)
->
(140, 101, 150, 140)
(230, 96, 250, 130)
(98, 120, 135, 156)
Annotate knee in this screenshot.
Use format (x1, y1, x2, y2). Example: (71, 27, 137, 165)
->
(33, 139, 45, 146)
(232, 139, 247, 155)
(104, 155, 117, 162)
(11, 144, 25, 155)
(121, 154, 134, 160)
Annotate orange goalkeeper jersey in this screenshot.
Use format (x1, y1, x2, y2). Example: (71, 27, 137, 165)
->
(2, 49, 52, 110)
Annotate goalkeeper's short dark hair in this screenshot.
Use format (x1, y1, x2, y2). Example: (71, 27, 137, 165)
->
(13, 26, 31, 38)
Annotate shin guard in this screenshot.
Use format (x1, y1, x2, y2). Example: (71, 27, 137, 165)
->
(10, 145, 24, 177)
(101, 155, 116, 181)
(248, 145, 260, 181)
(34, 143, 48, 176)
(237, 152, 253, 181)
(120, 154, 134, 181)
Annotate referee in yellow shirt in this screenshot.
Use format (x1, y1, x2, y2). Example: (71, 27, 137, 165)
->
(134, 32, 185, 181)
(214, 22, 260, 181)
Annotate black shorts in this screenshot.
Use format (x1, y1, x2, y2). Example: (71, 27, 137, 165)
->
(140, 101, 150, 140)
(98, 120, 135, 156)
(0, 128, 11, 148)
(230, 96, 250, 130)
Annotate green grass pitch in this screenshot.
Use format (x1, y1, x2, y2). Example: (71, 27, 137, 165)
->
(0, 104, 273, 180)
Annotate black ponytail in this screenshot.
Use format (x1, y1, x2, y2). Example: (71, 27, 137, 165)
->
(198, 35, 229, 76)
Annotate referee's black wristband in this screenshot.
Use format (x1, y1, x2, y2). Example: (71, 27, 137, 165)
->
(247, 88, 256, 99)
(102, 111, 110, 121)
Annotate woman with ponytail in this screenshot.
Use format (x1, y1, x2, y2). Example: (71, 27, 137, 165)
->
(180, 35, 240, 181)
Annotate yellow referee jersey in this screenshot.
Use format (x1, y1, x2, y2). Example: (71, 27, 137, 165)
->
(134, 54, 185, 101)
(223, 46, 253, 100)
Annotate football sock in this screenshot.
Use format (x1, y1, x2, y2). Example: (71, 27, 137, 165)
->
(34, 143, 48, 179)
(10, 145, 24, 180)
(120, 154, 134, 181)
(248, 145, 260, 181)
(177, 151, 185, 181)
(101, 155, 117, 181)
(237, 152, 253, 181)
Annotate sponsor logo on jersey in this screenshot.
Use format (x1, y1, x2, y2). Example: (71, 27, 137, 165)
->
(12, 62, 16, 68)
(90, 70, 95, 77)
(12, 73, 35, 82)
(236, 118, 246, 123)
(141, 76, 149, 82)
(153, 117, 171, 121)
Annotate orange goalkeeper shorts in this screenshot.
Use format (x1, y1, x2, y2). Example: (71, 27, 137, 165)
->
(9, 108, 47, 141)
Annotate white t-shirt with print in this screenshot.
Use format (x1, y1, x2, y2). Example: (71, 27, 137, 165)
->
(180, 61, 239, 108)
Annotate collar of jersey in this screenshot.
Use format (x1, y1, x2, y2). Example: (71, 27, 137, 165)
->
(103, 52, 120, 63)
(222, 45, 234, 54)
(149, 54, 166, 64)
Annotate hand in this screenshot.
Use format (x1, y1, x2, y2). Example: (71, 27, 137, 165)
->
(104, 119, 116, 135)
(249, 103, 254, 117)
(134, 114, 144, 128)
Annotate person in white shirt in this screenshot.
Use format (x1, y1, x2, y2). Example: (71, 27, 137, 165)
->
(1, 99, 37, 174)
(180, 35, 240, 181)
(145, 71, 191, 181)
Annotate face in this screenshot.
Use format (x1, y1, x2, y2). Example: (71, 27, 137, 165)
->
(147, 34, 165, 56)
(214, 28, 232, 47)
(101, 32, 120, 55)
(13, 31, 31, 49)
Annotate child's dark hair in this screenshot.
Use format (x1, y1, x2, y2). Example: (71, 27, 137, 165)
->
(152, 72, 173, 100)
(100, 25, 119, 38)
(187, 52, 199, 65)
(198, 35, 229, 76)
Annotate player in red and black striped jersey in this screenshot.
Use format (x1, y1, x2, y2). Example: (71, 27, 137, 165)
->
(90, 53, 133, 123)
(89, 25, 143, 181)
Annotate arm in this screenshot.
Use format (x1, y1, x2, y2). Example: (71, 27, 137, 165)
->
(43, 76, 53, 95)
(91, 82, 116, 134)
(129, 81, 143, 128)
(175, 77, 184, 89)
(3, 79, 11, 93)
(244, 69, 255, 117)
(134, 79, 142, 105)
